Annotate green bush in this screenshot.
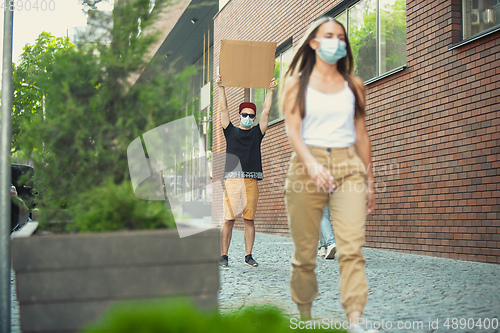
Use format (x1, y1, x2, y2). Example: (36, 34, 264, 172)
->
(65, 179, 175, 232)
(81, 297, 344, 333)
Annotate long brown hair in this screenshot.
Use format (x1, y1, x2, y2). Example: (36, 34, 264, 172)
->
(281, 17, 365, 119)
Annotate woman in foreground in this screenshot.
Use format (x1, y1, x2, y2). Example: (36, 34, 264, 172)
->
(283, 16, 376, 333)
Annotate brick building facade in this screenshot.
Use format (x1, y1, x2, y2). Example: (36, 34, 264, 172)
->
(212, 0, 500, 264)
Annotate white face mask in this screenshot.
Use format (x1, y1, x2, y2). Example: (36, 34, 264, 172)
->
(314, 37, 347, 64)
(240, 115, 254, 128)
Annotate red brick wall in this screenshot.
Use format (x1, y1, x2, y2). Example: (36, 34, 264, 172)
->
(213, 0, 500, 264)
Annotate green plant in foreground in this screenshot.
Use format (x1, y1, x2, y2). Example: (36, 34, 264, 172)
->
(82, 297, 345, 333)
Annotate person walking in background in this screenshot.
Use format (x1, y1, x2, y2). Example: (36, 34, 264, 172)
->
(317, 206, 336, 259)
(217, 74, 276, 268)
(282, 16, 376, 333)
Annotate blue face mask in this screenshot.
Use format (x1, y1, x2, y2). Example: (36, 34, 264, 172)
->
(240, 115, 254, 128)
(315, 37, 347, 65)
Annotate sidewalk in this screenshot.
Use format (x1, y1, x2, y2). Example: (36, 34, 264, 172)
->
(218, 229, 500, 333)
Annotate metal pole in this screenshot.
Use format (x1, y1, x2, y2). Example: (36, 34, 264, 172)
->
(0, 7, 14, 333)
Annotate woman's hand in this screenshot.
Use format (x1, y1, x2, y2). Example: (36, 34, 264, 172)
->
(216, 74, 222, 86)
(308, 162, 335, 192)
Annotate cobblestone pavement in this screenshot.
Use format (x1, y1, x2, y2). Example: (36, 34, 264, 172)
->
(218, 230, 500, 332)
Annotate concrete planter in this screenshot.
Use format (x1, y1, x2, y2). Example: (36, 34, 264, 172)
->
(11, 228, 220, 333)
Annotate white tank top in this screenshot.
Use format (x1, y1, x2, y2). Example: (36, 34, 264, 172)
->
(302, 82, 356, 148)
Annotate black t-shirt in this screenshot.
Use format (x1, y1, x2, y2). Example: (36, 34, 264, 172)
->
(223, 122, 264, 180)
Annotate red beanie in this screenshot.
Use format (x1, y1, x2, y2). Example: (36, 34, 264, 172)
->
(239, 102, 256, 113)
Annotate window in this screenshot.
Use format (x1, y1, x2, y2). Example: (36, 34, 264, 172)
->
(333, 0, 406, 82)
(250, 44, 294, 123)
(462, 0, 500, 40)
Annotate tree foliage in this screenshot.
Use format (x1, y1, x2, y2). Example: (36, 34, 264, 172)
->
(12, 33, 74, 152)
(347, 0, 406, 81)
(381, 0, 406, 71)
(16, 0, 194, 230)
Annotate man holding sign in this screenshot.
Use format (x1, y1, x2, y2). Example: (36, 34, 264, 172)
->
(217, 74, 276, 267)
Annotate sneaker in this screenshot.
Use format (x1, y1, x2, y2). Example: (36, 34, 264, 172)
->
(348, 323, 378, 333)
(325, 243, 336, 259)
(219, 255, 228, 267)
(244, 254, 258, 267)
(317, 247, 327, 256)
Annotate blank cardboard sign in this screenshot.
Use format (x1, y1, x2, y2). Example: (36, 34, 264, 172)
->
(219, 40, 277, 89)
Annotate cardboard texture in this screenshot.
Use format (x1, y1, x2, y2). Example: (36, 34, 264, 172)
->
(219, 40, 277, 89)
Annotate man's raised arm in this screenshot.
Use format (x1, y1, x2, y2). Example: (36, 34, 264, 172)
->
(216, 74, 230, 129)
(259, 78, 277, 135)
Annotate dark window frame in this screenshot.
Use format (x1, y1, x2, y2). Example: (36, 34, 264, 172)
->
(449, 25, 500, 50)
(449, 0, 500, 50)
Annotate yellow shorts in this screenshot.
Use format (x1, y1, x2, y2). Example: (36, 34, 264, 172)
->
(223, 178, 259, 221)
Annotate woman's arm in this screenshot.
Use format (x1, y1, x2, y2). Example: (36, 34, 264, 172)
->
(284, 76, 334, 192)
(352, 76, 375, 215)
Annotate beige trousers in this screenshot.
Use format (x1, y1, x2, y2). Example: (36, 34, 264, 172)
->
(285, 145, 369, 315)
